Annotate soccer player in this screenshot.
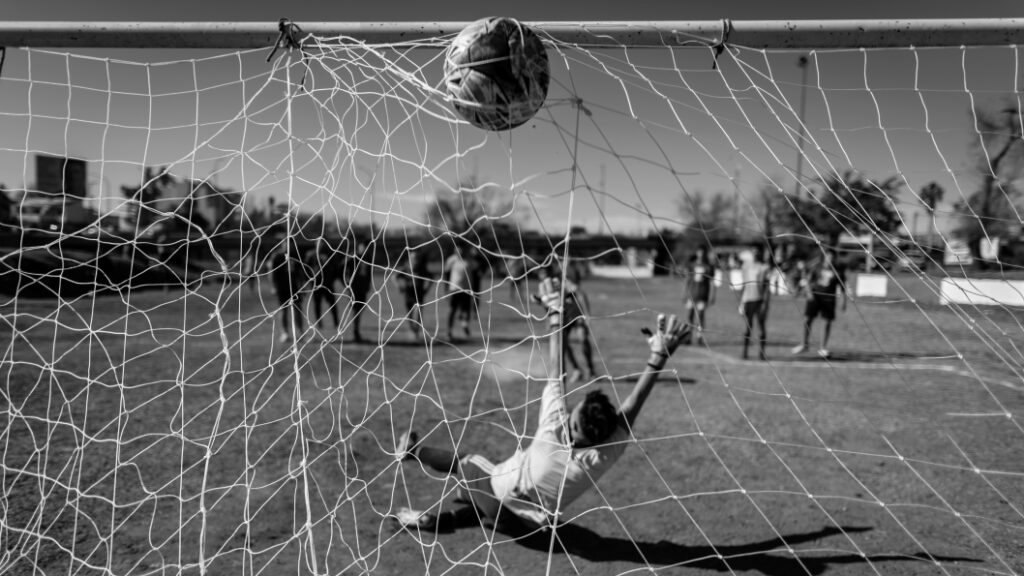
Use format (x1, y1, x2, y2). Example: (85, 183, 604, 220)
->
(739, 246, 771, 361)
(341, 237, 373, 343)
(682, 246, 716, 345)
(394, 248, 433, 336)
(539, 263, 597, 381)
(391, 284, 690, 533)
(792, 248, 848, 359)
(443, 245, 475, 340)
(305, 237, 341, 335)
(267, 236, 307, 344)
(505, 254, 528, 305)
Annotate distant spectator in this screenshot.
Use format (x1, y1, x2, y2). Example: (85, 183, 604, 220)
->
(538, 263, 597, 381)
(268, 236, 307, 344)
(306, 237, 342, 335)
(443, 244, 475, 340)
(341, 237, 373, 343)
(505, 254, 528, 305)
(395, 248, 433, 336)
(789, 259, 808, 297)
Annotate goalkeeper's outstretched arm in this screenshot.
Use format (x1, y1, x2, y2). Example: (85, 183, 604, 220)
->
(618, 314, 689, 428)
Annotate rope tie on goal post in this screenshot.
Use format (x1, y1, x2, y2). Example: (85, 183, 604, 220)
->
(711, 18, 733, 69)
(0, 47, 6, 79)
(267, 18, 310, 90)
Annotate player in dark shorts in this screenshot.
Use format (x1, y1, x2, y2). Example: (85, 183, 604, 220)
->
(305, 237, 342, 336)
(341, 238, 373, 343)
(268, 236, 307, 344)
(792, 248, 848, 359)
(395, 248, 433, 336)
(682, 246, 716, 346)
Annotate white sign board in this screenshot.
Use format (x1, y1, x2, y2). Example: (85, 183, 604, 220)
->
(939, 278, 1024, 307)
(855, 273, 888, 298)
(590, 263, 654, 279)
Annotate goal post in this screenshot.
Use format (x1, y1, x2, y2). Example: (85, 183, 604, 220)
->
(0, 18, 1022, 48)
(2, 17, 1024, 576)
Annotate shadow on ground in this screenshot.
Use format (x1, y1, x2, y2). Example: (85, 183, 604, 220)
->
(512, 523, 976, 575)
(406, 518, 978, 575)
(769, 350, 953, 364)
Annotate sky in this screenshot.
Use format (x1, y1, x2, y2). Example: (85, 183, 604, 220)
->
(2, 0, 1024, 239)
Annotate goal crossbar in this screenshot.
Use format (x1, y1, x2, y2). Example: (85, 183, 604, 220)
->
(1, 18, 1023, 49)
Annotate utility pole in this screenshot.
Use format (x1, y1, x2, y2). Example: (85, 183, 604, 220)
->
(598, 164, 606, 236)
(794, 55, 810, 198)
(732, 159, 742, 233)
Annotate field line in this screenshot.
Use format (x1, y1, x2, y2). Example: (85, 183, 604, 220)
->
(610, 348, 1024, 393)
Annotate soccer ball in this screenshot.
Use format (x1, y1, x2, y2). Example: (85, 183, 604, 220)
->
(443, 17, 550, 131)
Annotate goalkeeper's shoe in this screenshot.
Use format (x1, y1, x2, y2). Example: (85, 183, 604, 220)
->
(397, 431, 419, 461)
(392, 507, 437, 530)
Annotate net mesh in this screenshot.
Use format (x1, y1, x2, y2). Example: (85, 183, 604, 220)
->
(0, 26, 1022, 576)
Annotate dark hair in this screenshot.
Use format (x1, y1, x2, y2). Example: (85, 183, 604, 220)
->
(578, 390, 618, 445)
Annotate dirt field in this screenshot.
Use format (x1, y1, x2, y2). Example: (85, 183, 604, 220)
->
(2, 272, 1023, 575)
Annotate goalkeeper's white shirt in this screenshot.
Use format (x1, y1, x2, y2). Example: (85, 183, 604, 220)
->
(489, 377, 629, 526)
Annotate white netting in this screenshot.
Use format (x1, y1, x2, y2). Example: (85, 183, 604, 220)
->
(0, 25, 1023, 576)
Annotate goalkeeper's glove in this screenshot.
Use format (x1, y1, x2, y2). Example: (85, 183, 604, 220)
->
(537, 277, 579, 327)
(641, 313, 690, 367)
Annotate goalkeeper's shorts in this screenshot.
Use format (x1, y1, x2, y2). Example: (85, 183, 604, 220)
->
(458, 455, 502, 520)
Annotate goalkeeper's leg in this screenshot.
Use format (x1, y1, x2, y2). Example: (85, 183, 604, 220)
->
(395, 435, 517, 532)
(398, 431, 461, 474)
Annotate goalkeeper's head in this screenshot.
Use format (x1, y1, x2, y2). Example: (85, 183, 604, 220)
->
(568, 390, 618, 448)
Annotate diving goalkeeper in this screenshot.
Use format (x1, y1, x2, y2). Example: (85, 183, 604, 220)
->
(392, 281, 690, 532)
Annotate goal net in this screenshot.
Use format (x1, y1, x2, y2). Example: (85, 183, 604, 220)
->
(1, 21, 1022, 576)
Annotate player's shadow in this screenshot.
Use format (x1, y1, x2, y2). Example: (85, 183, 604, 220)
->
(510, 523, 977, 575)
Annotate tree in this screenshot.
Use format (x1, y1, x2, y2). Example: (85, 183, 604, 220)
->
(799, 170, 903, 247)
(677, 189, 742, 246)
(954, 103, 1024, 265)
(425, 176, 525, 253)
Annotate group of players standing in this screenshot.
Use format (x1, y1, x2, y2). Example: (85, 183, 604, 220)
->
(264, 238, 499, 345)
(266, 235, 374, 344)
(681, 245, 849, 360)
(264, 233, 849, 361)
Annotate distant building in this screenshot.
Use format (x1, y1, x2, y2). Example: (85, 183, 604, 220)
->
(36, 155, 87, 200)
(16, 155, 94, 232)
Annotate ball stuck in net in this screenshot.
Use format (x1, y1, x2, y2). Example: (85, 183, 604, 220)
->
(443, 17, 550, 131)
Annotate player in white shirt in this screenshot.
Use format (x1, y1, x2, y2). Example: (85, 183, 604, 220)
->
(739, 246, 772, 361)
(391, 280, 690, 533)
